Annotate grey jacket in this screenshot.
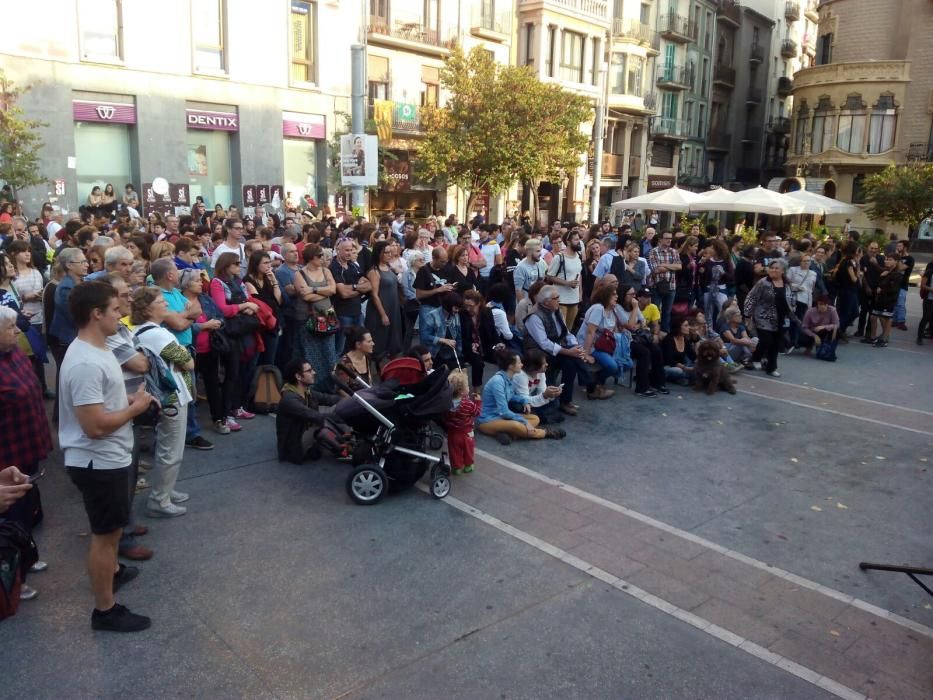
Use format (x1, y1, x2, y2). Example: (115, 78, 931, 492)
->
(743, 277, 798, 332)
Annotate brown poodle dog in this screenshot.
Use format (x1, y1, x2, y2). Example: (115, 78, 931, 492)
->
(693, 340, 736, 395)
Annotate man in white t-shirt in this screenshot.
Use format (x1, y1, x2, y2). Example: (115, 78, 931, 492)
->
(59, 281, 154, 633)
(210, 218, 246, 271)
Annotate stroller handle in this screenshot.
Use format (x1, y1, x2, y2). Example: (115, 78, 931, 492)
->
(331, 371, 356, 396)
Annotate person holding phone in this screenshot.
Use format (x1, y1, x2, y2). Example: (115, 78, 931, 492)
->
(0, 305, 53, 602)
(58, 282, 155, 633)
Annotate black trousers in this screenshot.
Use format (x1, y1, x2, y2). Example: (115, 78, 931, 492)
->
(197, 349, 240, 423)
(630, 341, 666, 392)
(918, 299, 933, 341)
(752, 329, 781, 373)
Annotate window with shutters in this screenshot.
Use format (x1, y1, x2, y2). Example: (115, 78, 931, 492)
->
(793, 101, 808, 154)
(192, 0, 226, 74)
(290, 1, 317, 84)
(368, 55, 389, 102)
(868, 94, 897, 153)
(78, 0, 123, 62)
(421, 66, 439, 107)
(810, 97, 833, 153)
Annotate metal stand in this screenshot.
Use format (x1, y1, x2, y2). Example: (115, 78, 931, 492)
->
(858, 562, 933, 597)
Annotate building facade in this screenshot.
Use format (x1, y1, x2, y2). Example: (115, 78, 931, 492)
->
(2, 0, 355, 218)
(785, 0, 933, 239)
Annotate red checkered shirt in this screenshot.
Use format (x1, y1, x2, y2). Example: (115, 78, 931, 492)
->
(0, 346, 52, 468)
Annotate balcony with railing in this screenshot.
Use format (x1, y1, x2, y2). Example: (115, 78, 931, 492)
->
(659, 12, 694, 43)
(367, 102, 423, 134)
(650, 116, 690, 140)
(713, 63, 736, 88)
(777, 76, 793, 96)
(518, 0, 608, 25)
(769, 117, 791, 133)
(746, 86, 762, 105)
(741, 127, 762, 144)
(655, 64, 693, 91)
(785, 1, 800, 21)
(804, 0, 819, 21)
(716, 0, 741, 27)
(781, 38, 798, 58)
(367, 11, 454, 54)
(707, 128, 731, 151)
(611, 18, 660, 54)
(749, 41, 764, 63)
(471, 2, 512, 41)
(907, 142, 932, 162)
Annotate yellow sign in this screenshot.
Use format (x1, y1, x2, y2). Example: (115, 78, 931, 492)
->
(373, 99, 393, 142)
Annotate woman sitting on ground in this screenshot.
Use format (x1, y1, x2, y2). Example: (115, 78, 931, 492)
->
(510, 349, 564, 425)
(800, 295, 840, 356)
(662, 316, 696, 385)
(476, 349, 563, 444)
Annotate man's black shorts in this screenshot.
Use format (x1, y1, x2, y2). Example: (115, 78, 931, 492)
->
(67, 466, 130, 535)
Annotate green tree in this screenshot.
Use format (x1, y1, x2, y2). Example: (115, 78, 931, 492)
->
(862, 163, 933, 236)
(419, 46, 593, 220)
(0, 70, 47, 199)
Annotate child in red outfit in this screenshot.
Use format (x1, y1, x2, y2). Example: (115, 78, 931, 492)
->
(444, 370, 482, 475)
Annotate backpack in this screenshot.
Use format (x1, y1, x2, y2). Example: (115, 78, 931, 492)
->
(134, 326, 181, 425)
(250, 364, 283, 414)
(0, 521, 38, 621)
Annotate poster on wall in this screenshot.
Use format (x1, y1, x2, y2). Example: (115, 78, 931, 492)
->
(257, 185, 269, 205)
(187, 145, 208, 176)
(243, 186, 257, 208)
(919, 218, 932, 240)
(339, 134, 377, 187)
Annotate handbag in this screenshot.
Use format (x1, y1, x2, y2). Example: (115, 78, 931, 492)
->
(307, 302, 340, 336)
(593, 308, 616, 354)
(210, 328, 234, 355)
(631, 328, 654, 346)
(223, 313, 260, 338)
(815, 338, 837, 362)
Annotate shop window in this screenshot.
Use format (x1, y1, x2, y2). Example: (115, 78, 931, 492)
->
(868, 94, 897, 154)
(290, 1, 317, 84)
(836, 94, 866, 153)
(560, 30, 585, 83)
(192, 0, 226, 73)
(78, 0, 123, 61)
(284, 139, 320, 207)
(186, 129, 233, 209)
(74, 122, 132, 205)
(367, 55, 389, 102)
(810, 97, 833, 153)
(851, 174, 866, 204)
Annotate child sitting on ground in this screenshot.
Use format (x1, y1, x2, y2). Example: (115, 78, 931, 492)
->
(444, 370, 482, 476)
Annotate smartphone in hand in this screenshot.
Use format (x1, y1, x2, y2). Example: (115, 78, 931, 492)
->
(27, 469, 46, 484)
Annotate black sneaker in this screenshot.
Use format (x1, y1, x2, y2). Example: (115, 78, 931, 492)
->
(653, 385, 670, 395)
(495, 432, 513, 446)
(92, 603, 151, 633)
(874, 338, 888, 348)
(113, 563, 140, 593)
(185, 436, 214, 451)
(635, 389, 657, 398)
(860, 336, 875, 344)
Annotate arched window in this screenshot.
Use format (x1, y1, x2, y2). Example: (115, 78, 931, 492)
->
(868, 94, 897, 153)
(811, 97, 833, 153)
(793, 101, 809, 155)
(836, 94, 866, 153)
(851, 174, 866, 204)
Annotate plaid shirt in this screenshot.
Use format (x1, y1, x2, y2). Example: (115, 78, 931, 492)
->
(0, 346, 52, 468)
(648, 246, 679, 285)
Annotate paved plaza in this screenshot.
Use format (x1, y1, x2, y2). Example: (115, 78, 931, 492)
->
(2, 295, 932, 700)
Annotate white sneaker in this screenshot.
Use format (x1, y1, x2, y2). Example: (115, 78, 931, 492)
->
(30, 561, 48, 573)
(170, 490, 190, 504)
(20, 584, 38, 601)
(214, 420, 231, 435)
(767, 370, 782, 378)
(146, 501, 187, 518)
(752, 362, 762, 370)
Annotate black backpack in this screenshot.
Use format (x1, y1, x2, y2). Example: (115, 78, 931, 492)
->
(0, 521, 38, 621)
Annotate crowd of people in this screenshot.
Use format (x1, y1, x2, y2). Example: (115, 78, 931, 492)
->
(0, 193, 930, 632)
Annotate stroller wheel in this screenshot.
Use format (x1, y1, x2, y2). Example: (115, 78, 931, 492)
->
(430, 471, 451, 499)
(347, 465, 388, 505)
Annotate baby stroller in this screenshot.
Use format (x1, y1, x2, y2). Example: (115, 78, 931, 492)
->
(333, 358, 453, 505)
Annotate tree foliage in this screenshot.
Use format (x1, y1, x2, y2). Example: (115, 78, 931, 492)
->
(862, 164, 933, 234)
(0, 70, 47, 197)
(419, 46, 593, 216)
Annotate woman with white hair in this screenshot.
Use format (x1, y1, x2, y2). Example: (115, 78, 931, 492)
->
(743, 258, 797, 377)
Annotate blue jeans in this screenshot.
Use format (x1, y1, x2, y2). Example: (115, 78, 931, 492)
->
(652, 287, 677, 333)
(664, 363, 693, 384)
(894, 288, 908, 324)
(336, 313, 364, 356)
(592, 350, 623, 379)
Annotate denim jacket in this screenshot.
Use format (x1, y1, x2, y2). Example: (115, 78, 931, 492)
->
(419, 306, 462, 357)
(477, 370, 529, 425)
